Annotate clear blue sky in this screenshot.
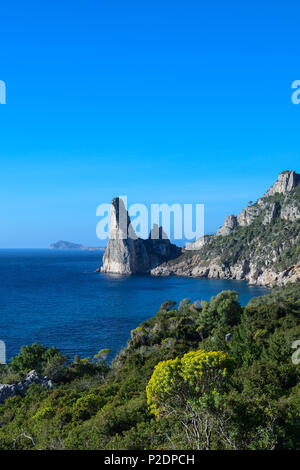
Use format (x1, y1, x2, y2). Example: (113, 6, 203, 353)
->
(0, 0, 299, 248)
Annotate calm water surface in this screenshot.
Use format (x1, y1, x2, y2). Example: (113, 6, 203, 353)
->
(0, 249, 269, 361)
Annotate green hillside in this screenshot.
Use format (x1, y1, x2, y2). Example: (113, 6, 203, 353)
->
(0, 284, 299, 450)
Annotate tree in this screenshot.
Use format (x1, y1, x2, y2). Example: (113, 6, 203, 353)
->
(146, 350, 234, 449)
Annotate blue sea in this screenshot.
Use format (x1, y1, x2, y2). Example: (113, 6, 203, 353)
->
(0, 250, 269, 362)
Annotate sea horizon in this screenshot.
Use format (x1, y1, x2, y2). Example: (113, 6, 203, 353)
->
(0, 249, 269, 362)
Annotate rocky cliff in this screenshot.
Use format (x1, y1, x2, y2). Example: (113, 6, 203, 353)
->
(0, 370, 53, 404)
(100, 198, 181, 274)
(151, 170, 300, 287)
(50, 241, 105, 251)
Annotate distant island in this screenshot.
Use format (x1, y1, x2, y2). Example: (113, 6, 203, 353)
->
(49, 240, 105, 251)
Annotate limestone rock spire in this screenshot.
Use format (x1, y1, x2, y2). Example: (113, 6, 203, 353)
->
(100, 198, 181, 274)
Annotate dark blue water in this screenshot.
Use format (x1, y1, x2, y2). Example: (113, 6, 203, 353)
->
(0, 250, 269, 362)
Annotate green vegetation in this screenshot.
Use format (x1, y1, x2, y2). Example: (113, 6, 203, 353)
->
(0, 284, 299, 450)
(184, 217, 300, 271)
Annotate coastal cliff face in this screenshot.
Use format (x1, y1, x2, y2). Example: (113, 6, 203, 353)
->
(151, 170, 300, 287)
(49, 240, 104, 251)
(100, 198, 181, 274)
(0, 370, 53, 404)
(216, 170, 300, 235)
(216, 215, 238, 236)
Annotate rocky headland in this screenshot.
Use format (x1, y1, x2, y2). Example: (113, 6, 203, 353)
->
(50, 240, 105, 251)
(101, 171, 300, 287)
(100, 197, 181, 274)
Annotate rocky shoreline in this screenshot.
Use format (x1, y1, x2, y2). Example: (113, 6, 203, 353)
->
(0, 370, 53, 404)
(150, 257, 300, 287)
(100, 198, 181, 274)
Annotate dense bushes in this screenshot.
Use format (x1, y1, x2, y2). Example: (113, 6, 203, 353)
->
(146, 350, 233, 449)
(10, 343, 65, 374)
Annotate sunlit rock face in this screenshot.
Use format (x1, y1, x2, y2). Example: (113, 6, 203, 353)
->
(216, 170, 300, 232)
(151, 170, 300, 287)
(0, 370, 53, 404)
(100, 198, 181, 274)
(216, 215, 238, 236)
